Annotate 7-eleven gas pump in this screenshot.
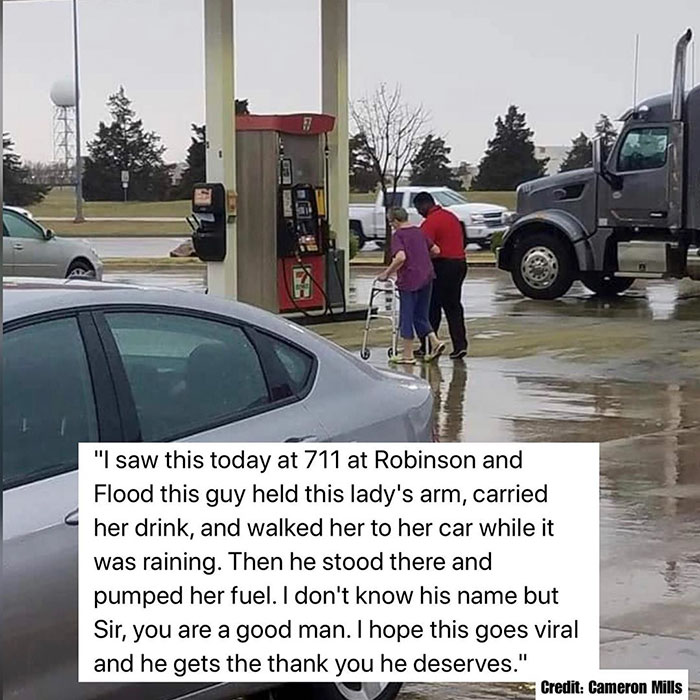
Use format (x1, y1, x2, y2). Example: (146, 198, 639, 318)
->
(192, 113, 344, 316)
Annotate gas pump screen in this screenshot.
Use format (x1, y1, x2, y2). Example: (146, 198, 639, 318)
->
(296, 202, 312, 218)
(193, 187, 212, 207)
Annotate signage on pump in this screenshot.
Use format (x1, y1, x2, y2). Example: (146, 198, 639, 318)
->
(292, 267, 312, 300)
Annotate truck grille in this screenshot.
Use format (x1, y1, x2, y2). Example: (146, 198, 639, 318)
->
(483, 212, 504, 228)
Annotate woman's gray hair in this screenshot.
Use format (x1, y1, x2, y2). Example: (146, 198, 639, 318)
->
(389, 207, 409, 223)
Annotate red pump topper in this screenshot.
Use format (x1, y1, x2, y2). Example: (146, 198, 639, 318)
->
(236, 113, 335, 314)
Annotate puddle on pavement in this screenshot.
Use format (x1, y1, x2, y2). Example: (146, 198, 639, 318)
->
(104, 267, 207, 293)
(370, 350, 700, 670)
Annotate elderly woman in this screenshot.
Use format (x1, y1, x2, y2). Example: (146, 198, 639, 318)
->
(378, 207, 446, 364)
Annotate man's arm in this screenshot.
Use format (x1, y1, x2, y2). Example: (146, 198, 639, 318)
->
(378, 250, 406, 281)
(429, 244, 441, 257)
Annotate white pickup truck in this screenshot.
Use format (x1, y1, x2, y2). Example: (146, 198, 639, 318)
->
(349, 186, 509, 249)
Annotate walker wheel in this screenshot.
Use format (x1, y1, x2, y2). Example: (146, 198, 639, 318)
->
(360, 348, 371, 360)
(387, 347, 394, 358)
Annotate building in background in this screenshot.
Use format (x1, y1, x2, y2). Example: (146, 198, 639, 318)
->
(535, 145, 568, 175)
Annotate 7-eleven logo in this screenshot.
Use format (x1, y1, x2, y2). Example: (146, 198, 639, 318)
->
(292, 266, 312, 300)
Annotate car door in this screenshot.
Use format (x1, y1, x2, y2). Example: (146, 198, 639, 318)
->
(3, 209, 62, 277)
(3, 221, 15, 275)
(1, 313, 216, 700)
(96, 308, 328, 444)
(599, 125, 671, 227)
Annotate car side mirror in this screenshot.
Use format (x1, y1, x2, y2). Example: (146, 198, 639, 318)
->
(44, 229, 55, 240)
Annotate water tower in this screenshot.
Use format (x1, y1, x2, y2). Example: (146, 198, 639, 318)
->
(50, 79, 77, 181)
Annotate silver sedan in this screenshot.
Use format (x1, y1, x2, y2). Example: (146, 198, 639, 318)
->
(3, 277, 431, 700)
(3, 206, 103, 279)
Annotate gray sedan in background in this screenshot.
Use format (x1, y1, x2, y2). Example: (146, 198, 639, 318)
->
(3, 277, 429, 700)
(3, 206, 103, 278)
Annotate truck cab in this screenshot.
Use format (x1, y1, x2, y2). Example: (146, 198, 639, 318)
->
(498, 29, 700, 299)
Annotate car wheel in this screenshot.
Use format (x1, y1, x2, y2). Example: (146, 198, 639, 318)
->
(312, 682, 403, 700)
(581, 274, 635, 297)
(511, 232, 575, 300)
(66, 260, 95, 278)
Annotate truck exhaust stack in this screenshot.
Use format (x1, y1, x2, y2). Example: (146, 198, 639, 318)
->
(672, 28, 693, 120)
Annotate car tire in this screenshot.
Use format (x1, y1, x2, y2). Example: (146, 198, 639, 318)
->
(511, 232, 575, 300)
(272, 683, 402, 700)
(66, 260, 96, 278)
(581, 274, 635, 297)
(313, 683, 403, 700)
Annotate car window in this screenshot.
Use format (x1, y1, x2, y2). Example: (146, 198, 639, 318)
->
(256, 332, 314, 394)
(617, 127, 669, 172)
(4, 210, 44, 239)
(3, 317, 99, 488)
(103, 312, 271, 440)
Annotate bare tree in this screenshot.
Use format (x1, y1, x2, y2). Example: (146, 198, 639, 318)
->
(351, 84, 430, 261)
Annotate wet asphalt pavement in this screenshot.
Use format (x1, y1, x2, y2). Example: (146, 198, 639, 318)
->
(103, 264, 700, 696)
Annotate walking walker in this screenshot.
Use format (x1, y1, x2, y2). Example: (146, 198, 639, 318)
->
(360, 278, 399, 361)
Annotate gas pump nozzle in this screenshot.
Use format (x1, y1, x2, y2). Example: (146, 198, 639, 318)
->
(186, 215, 200, 233)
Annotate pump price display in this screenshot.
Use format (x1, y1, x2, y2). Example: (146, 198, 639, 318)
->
(193, 187, 212, 207)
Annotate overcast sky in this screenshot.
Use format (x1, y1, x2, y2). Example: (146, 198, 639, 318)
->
(3, 0, 698, 165)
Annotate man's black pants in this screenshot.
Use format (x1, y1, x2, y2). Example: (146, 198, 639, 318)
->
(422, 258, 468, 352)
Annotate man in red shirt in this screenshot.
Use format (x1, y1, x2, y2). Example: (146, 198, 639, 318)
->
(414, 191, 468, 359)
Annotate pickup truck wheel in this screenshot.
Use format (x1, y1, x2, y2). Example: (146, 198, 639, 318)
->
(350, 221, 367, 249)
(581, 274, 635, 297)
(512, 233, 574, 300)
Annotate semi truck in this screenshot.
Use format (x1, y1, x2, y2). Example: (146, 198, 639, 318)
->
(497, 29, 700, 299)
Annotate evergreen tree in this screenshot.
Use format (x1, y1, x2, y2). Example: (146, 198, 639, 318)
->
(174, 100, 250, 199)
(82, 87, 173, 201)
(471, 105, 547, 191)
(349, 133, 379, 192)
(175, 124, 206, 199)
(559, 132, 592, 172)
(409, 134, 462, 189)
(594, 114, 618, 157)
(2, 134, 51, 206)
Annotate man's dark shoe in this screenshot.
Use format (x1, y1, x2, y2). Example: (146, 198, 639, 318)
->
(414, 347, 426, 358)
(449, 348, 467, 360)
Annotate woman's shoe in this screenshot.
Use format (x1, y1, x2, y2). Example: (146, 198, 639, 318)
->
(426, 342, 446, 362)
(389, 355, 417, 365)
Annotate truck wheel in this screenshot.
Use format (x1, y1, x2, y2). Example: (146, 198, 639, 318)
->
(581, 274, 635, 297)
(350, 221, 367, 250)
(512, 233, 574, 300)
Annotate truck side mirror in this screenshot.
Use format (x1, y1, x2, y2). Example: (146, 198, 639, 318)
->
(592, 138, 603, 175)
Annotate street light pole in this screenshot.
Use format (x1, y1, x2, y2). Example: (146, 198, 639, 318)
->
(72, 0, 85, 223)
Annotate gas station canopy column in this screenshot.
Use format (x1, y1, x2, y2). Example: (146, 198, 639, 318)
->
(203, 0, 350, 304)
(321, 0, 350, 297)
(204, 0, 237, 299)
